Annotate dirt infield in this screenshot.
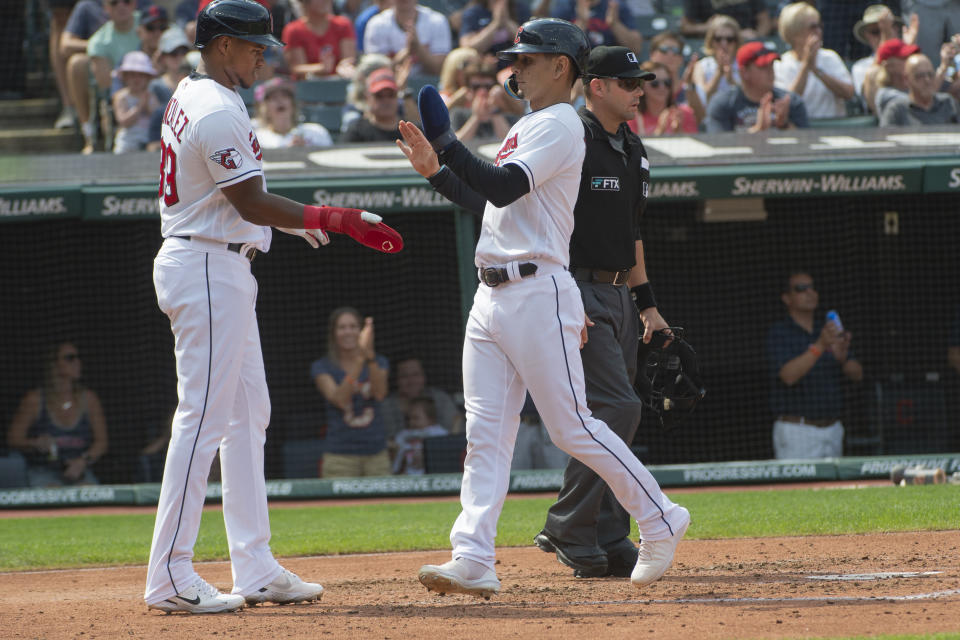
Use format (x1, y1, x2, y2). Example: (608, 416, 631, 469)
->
(5, 529, 959, 639)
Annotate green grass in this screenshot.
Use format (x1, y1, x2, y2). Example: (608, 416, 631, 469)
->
(1, 485, 957, 572)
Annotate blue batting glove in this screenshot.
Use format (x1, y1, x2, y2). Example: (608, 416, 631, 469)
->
(417, 85, 457, 152)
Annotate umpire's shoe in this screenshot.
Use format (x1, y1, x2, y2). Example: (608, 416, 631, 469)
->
(631, 506, 691, 587)
(533, 530, 608, 577)
(419, 556, 501, 600)
(245, 567, 324, 605)
(148, 578, 245, 614)
(602, 537, 640, 578)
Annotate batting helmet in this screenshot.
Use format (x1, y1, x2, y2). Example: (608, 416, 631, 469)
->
(635, 328, 706, 431)
(195, 0, 284, 50)
(498, 18, 591, 77)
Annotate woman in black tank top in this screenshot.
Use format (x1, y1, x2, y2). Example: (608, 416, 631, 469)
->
(6, 342, 109, 487)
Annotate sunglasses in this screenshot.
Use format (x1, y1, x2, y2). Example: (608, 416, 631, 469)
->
(109, 0, 133, 5)
(792, 283, 815, 293)
(647, 78, 672, 89)
(714, 35, 736, 44)
(62, 353, 80, 362)
(144, 23, 168, 32)
(656, 45, 682, 55)
(863, 26, 881, 37)
(373, 90, 398, 99)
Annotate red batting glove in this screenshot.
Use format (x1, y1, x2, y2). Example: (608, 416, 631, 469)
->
(303, 205, 403, 253)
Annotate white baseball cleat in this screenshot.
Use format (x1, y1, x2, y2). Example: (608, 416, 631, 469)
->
(418, 557, 501, 600)
(631, 506, 691, 588)
(245, 568, 324, 605)
(148, 578, 245, 614)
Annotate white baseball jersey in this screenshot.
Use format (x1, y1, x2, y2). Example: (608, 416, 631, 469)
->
(158, 74, 272, 250)
(474, 103, 585, 268)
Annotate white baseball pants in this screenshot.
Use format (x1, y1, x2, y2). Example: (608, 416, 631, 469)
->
(144, 238, 281, 605)
(451, 264, 686, 569)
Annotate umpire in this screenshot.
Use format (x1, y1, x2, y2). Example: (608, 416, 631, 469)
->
(534, 46, 669, 578)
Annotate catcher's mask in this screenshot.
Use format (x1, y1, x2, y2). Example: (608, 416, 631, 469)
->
(635, 328, 706, 430)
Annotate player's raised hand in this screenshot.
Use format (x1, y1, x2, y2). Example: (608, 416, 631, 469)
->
(396, 120, 441, 177)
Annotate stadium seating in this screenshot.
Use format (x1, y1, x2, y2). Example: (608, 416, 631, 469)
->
(303, 103, 344, 136)
(807, 115, 878, 128)
(295, 77, 351, 105)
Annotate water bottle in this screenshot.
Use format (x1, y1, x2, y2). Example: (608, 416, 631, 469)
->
(826, 310, 843, 332)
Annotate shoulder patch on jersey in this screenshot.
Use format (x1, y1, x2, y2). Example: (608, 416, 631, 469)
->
(209, 148, 243, 170)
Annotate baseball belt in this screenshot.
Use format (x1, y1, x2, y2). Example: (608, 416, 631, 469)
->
(171, 235, 257, 262)
(570, 267, 630, 285)
(479, 262, 537, 287)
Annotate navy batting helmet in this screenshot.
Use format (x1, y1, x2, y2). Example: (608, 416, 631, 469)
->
(498, 18, 591, 77)
(195, 0, 284, 50)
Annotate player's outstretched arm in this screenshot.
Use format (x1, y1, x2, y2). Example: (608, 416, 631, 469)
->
(397, 120, 486, 215)
(417, 85, 529, 207)
(221, 176, 403, 253)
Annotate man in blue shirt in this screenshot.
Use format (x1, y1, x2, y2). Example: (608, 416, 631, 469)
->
(766, 270, 863, 459)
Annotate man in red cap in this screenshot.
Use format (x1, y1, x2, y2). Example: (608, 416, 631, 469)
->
(705, 41, 809, 132)
(862, 37, 921, 114)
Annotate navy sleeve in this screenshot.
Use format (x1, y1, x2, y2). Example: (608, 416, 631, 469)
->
(438, 140, 531, 207)
(428, 166, 487, 215)
(766, 324, 795, 378)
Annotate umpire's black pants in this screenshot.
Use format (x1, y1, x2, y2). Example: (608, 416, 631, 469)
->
(542, 280, 644, 552)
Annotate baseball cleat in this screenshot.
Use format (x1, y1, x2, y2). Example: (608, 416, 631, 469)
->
(418, 558, 500, 600)
(245, 568, 324, 605)
(631, 506, 690, 587)
(534, 531, 608, 577)
(148, 578, 245, 614)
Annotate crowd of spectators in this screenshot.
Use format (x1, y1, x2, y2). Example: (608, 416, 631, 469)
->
(30, 0, 960, 154)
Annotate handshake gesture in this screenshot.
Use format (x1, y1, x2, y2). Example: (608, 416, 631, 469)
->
(280, 207, 404, 253)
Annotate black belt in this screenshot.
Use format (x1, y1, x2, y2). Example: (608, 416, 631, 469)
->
(172, 235, 257, 262)
(478, 262, 537, 287)
(570, 267, 630, 285)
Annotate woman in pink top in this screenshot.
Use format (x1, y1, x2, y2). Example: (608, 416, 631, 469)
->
(630, 61, 699, 136)
(282, 0, 357, 79)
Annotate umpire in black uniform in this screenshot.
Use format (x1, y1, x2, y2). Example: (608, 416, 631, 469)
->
(533, 46, 669, 578)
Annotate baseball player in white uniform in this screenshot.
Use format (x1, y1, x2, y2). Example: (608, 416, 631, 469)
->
(144, 0, 402, 614)
(397, 18, 690, 599)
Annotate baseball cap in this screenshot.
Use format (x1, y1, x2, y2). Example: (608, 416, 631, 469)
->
(584, 46, 656, 80)
(113, 50, 157, 76)
(853, 5, 904, 44)
(736, 41, 779, 68)
(366, 68, 398, 95)
(141, 5, 169, 28)
(159, 27, 191, 54)
(254, 77, 295, 102)
(876, 38, 920, 63)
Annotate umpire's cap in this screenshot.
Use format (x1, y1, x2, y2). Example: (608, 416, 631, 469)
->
(498, 18, 591, 77)
(195, 0, 284, 50)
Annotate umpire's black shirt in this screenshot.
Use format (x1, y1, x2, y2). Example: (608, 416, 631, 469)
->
(568, 107, 650, 272)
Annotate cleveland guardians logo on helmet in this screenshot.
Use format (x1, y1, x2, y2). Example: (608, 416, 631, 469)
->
(498, 18, 591, 77)
(195, 0, 285, 49)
